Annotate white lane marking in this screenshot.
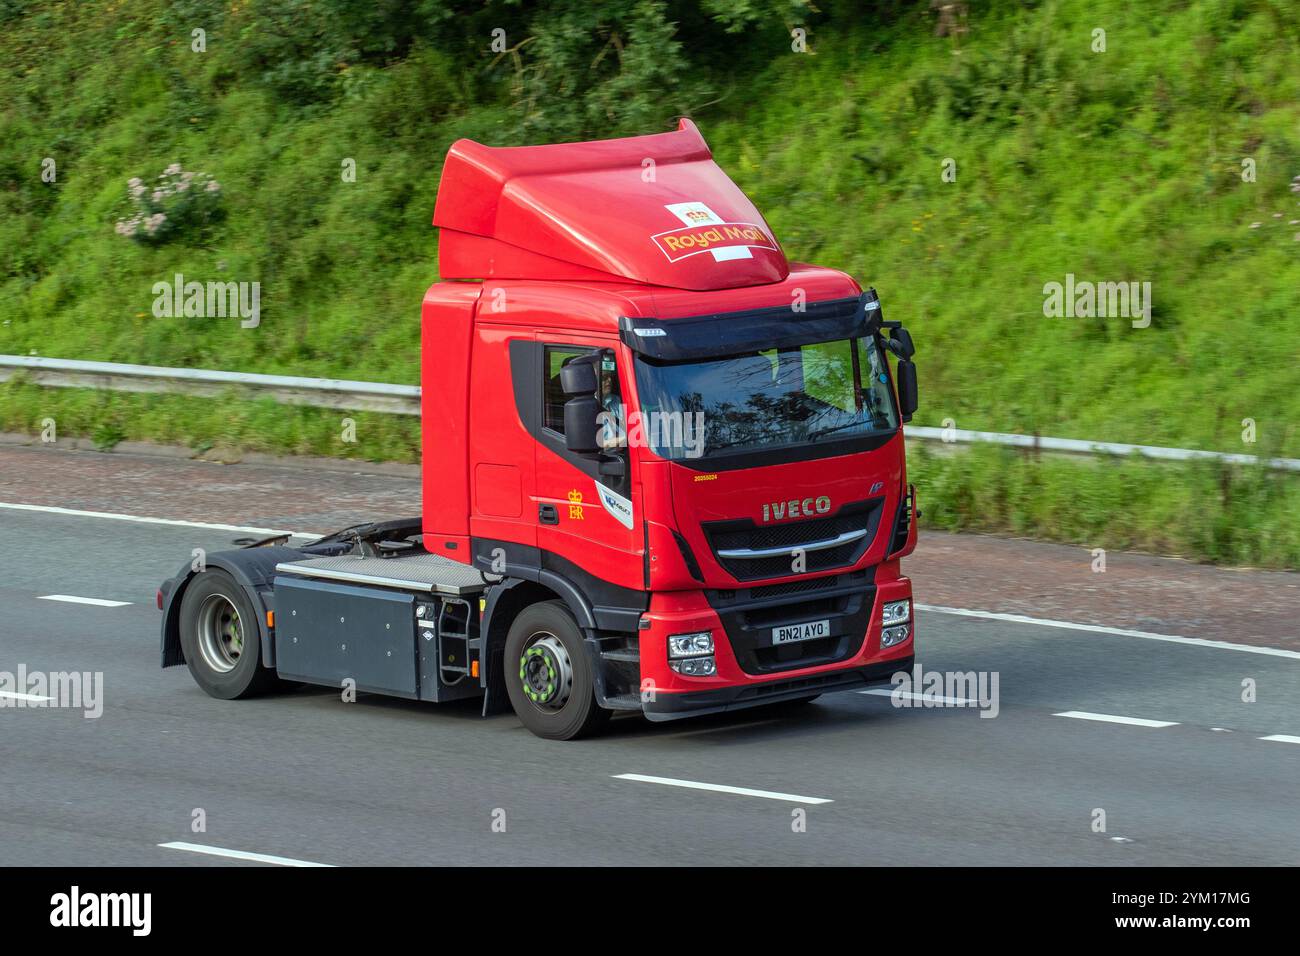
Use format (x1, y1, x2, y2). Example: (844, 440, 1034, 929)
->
(1053, 710, 1179, 728)
(38, 594, 131, 607)
(158, 842, 334, 867)
(0, 690, 53, 702)
(861, 688, 979, 705)
(0, 502, 322, 540)
(916, 603, 1300, 660)
(1258, 735, 1300, 745)
(613, 773, 832, 805)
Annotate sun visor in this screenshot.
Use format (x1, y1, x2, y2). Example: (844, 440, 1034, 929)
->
(620, 291, 882, 362)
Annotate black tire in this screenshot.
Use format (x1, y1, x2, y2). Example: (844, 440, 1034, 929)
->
(504, 601, 610, 741)
(178, 569, 279, 700)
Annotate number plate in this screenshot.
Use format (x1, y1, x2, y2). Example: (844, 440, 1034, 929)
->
(771, 619, 831, 645)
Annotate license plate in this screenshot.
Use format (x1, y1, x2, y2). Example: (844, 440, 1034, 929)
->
(771, 619, 831, 645)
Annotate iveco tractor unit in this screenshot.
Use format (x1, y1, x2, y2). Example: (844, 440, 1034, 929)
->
(158, 119, 921, 740)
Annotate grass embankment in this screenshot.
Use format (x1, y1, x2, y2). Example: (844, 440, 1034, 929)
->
(2, 0, 1297, 565)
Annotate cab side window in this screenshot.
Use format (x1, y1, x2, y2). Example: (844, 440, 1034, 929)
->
(543, 346, 593, 434)
(542, 344, 628, 495)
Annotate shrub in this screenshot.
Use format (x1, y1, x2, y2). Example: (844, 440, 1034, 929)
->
(114, 163, 223, 245)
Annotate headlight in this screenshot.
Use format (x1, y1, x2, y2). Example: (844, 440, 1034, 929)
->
(668, 631, 714, 658)
(881, 599, 911, 627)
(881, 623, 911, 648)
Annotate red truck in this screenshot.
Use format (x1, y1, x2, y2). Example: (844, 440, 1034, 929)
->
(158, 119, 920, 740)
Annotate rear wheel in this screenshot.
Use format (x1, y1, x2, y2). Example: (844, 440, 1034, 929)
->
(504, 601, 610, 741)
(178, 569, 279, 699)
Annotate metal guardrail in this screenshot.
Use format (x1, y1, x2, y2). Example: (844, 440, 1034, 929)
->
(3, 353, 1297, 471)
(0, 355, 420, 415)
(905, 426, 1300, 472)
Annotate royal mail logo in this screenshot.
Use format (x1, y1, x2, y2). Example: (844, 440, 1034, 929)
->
(651, 221, 778, 263)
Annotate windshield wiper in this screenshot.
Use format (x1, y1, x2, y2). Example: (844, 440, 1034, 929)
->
(804, 419, 887, 441)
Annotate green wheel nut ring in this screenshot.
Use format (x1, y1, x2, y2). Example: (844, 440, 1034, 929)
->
(521, 645, 559, 704)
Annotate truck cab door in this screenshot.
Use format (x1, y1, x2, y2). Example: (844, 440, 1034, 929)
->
(533, 338, 644, 596)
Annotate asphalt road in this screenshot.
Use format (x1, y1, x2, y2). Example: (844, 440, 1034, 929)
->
(2, 506, 1299, 866)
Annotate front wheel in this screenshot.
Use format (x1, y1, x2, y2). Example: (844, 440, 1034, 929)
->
(504, 601, 610, 741)
(178, 569, 279, 699)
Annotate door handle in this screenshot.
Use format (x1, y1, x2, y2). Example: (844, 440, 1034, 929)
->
(539, 503, 559, 525)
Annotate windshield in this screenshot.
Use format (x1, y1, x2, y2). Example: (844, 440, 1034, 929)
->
(632, 337, 898, 461)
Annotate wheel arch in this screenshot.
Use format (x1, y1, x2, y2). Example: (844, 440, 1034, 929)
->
(160, 546, 305, 670)
(479, 579, 573, 715)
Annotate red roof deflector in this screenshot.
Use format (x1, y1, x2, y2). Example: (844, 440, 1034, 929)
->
(433, 119, 790, 291)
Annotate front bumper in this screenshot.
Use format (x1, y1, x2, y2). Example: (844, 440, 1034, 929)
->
(642, 655, 912, 722)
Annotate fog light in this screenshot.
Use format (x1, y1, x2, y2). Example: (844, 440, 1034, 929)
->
(881, 623, 911, 648)
(670, 656, 717, 676)
(668, 632, 713, 658)
(882, 599, 911, 627)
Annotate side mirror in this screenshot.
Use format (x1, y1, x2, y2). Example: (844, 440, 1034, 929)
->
(563, 396, 601, 453)
(560, 360, 598, 396)
(896, 359, 918, 422)
(889, 327, 915, 359)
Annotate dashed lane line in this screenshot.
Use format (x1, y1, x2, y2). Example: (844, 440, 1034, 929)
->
(1053, 711, 1179, 728)
(38, 594, 131, 607)
(614, 773, 832, 805)
(158, 842, 334, 867)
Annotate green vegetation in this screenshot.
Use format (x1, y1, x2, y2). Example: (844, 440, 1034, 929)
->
(2, 0, 1298, 565)
(910, 444, 1300, 568)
